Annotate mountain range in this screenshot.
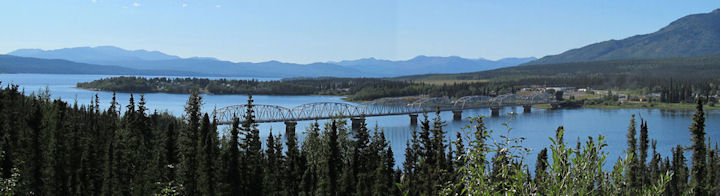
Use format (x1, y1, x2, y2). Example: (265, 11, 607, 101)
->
(0, 55, 198, 76)
(6, 8, 720, 78)
(5, 46, 534, 78)
(331, 56, 536, 76)
(526, 9, 720, 65)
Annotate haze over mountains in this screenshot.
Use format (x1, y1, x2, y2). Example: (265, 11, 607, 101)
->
(526, 9, 720, 65)
(0, 55, 197, 76)
(5, 46, 533, 78)
(331, 56, 536, 76)
(5, 9, 720, 78)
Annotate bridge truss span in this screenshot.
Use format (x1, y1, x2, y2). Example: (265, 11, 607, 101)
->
(213, 93, 556, 124)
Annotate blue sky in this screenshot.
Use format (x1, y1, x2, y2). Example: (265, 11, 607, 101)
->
(0, 0, 718, 63)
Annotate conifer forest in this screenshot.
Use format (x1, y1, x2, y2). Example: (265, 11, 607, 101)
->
(1, 81, 720, 195)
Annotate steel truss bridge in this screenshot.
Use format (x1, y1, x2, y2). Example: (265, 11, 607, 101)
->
(213, 93, 556, 125)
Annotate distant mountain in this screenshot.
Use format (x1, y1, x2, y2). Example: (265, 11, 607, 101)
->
(332, 56, 536, 76)
(0, 55, 199, 76)
(526, 9, 720, 65)
(397, 54, 720, 89)
(9, 46, 181, 66)
(7, 46, 534, 77)
(8, 46, 368, 78)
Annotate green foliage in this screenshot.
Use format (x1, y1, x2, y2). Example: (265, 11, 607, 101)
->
(76, 76, 514, 101)
(690, 98, 707, 195)
(3, 81, 720, 195)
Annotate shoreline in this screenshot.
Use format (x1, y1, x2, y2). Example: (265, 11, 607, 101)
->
(534, 102, 720, 111)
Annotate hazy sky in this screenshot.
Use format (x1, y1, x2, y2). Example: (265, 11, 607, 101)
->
(0, 0, 718, 63)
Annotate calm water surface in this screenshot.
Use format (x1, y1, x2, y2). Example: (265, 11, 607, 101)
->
(3, 73, 719, 169)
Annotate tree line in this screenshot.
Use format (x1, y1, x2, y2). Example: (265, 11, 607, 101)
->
(76, 76, 511, 101)
(2, 81, 720, 195)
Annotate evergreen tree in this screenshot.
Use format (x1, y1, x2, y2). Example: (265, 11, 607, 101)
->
(101, 93, 120, 196)
(431, 110, 447, 175)
(454, 132, 466, 170)
(353, 118, 372, 196)
(690, 98, 707, 195)
(197, 113, 219, 195)
(221, 115, 242, 196)
(179, 91, 202, 195)
(706, 139, 718, 193)
(264, 131, 283, 196)
(242, 94, 264, 196)
(534, 148, 548, 185)
(373, 141, 395, 196)
(417, 114, 434, 195)
(157, 122, 178, 183)
(639, 119, 649, 186)
(649, 140, 661, 185)
(284, 120, 303, 195)
(325, 121, 340, 196)
(669, 145, 688, 196)
(25, 99, 43, 194)
(401, 128, 419, 196)
(625, 114, 640, 189)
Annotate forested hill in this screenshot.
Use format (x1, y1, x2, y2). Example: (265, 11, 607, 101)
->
(526, 9, 720, 65)
(76, 77, 511, 101)
(0, 55, 200, 76)
(398, 55, 720, 89)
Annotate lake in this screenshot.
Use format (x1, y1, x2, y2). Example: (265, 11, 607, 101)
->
(2, 73, 718, 170)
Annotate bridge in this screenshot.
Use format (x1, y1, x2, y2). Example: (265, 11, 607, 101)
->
(212, 93, 557, 133)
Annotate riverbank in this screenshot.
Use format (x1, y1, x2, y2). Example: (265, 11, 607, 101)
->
(534, 102, 720, 110)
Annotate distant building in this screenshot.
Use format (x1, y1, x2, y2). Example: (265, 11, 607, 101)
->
(618, 94, 629, 101)
(545, 87, 576, 92)
(578, 87, 592, 92)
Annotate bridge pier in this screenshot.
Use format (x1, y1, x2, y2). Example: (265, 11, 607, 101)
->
(490, 107, 500, 117)
(452, 110, 462, 121)
(284, 121, 297, 136)
(409, 113, 418, 126)
(523, 105, 532, 113)
(351, 117, 365, 130)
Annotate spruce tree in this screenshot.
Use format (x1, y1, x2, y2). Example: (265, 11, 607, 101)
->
(197, 113, 219, 196)
(649, 140, 661, 185)
(352, 118, 372, 196)
(690, 98, 707, 195)
(264, 131, 282, 195)
(25, 99, 43, 194)
(534, 148, 548, 195)
(326, 121, 340, 196)
(179, 91, 202, 195)
(373, 141, 394, 196)
(401, 128, 419, 196)
(625, 114, 640, 189)
(454, 132, 465, 170)
(669, 145, 689, 195)
(417, 114, 434, 195)
(242, 94, 264, 196)
(284, 120, 302, 195)
(101, 94, 119, 196)
(706, 139, 717, 193)
(221, 115, 242, 195)
(639, 119, 649, 186)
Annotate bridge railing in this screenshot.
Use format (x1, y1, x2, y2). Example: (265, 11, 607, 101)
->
(213, 93, 557, 124)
